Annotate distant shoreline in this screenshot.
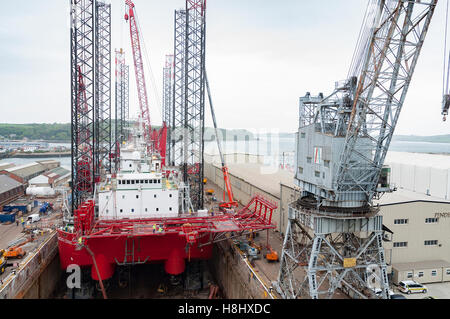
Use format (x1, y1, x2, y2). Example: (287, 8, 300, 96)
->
(3, 152, 71, 159)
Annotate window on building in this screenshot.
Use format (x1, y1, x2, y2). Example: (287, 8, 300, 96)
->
(149, 179, 153, 184)
(122, 195, 125, 199)
(156, 208, 159, 212)
(127, 180, 130, 185)
(120, 209, 123, 213)
(393, 242, 408, 248)
(446, 269, 450, 275)
(131, 180, 135, 185)
(418, 272, 424, 278)
(407, 272, 413, 279)
(145, 180, 149, 184)
(158, 180, 161, 184)
(315, 171, 320, 178)
(169, 207, 172, 211)
(131, 209, 134, 213)
(424, 240, 438, 246)
(169, 194, 172, 198)
(154, 195, 157, 198)
(153, 179, 157, 184)
(298, 167, 304, 174)
(136, 195, 139, 199)
(301, 133, 306, 139)
(425, 218, 439, 224)
(394, 219, 409, 225)
(145, 208, 148, 212)
(324, 160, 330, 168)
(431, 270, 437, 277)
(307, 157, 312, 164)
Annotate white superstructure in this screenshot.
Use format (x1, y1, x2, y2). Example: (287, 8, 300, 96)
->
(97, 124, 180, 220)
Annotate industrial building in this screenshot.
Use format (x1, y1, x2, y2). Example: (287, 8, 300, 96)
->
(0, 175, 25, 208)
(36, 160, 60, 171)
(0, 161, 60, 184)
(29, 167, 70, 188)
(0, 163, 15, 171)
(27, 167, 70, 197)
(0, 141, 49, 150)
(378, 189, 450, 284)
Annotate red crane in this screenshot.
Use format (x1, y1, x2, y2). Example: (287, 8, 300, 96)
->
(205, 72, 238, 210)
(124, 0, 168, 165)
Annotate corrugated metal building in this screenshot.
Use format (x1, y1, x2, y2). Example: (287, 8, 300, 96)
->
(0, 162, 47, 183)
(0, 163, 15, 171)
(0, 175, 25, 208)
(36, 160, 60, 171)
(29, 167, 70, 188)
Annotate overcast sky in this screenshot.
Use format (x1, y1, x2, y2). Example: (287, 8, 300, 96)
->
(0, 0, 449, 136)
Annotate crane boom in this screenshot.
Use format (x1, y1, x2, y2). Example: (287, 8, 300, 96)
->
(335, 0, 438, 205)
(125, 0, 152, 149)
(205, 71, 238, 209)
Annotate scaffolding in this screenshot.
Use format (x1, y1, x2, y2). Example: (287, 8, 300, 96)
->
(183, 0, 207, 211)
(94, 1, 112, 176)
(172, 9, 187, 167)
(70, 0, 95, 211)
(163, 54, 174, 164)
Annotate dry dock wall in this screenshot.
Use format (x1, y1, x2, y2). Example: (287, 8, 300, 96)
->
(0, 232, 60, 299)
(209, 240, 277, 299)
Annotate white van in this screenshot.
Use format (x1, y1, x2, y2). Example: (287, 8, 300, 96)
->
(398, 280, 427, 294)
(27, 214, 41, 223)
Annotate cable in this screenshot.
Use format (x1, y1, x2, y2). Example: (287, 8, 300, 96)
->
(134, 9, 164, 126)
(444, 0, 450, 95)
(348, 0, 372, 78)
(442, 0, 449, 96)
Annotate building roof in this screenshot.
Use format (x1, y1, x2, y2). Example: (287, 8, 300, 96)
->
(5, 162, 46, 179)
(393, 260, 450, 271)
(0, 175, 23, 194)
(0, 163, 15, 171)
(376, 188, 450, 206)
(45, 167, 70, 178)
(28, 175, 50, 185)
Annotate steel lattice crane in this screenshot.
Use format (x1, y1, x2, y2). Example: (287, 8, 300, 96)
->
(276, 0, 438, 300)
(124, 0, 168, 165)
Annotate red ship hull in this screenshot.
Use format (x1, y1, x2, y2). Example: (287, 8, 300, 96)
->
(58, 229, 213, 281)
(57, 194, 277, 281)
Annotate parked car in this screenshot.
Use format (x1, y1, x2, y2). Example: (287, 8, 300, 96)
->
(398, 280, 427, 294)
(390, 294, 407, 300)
